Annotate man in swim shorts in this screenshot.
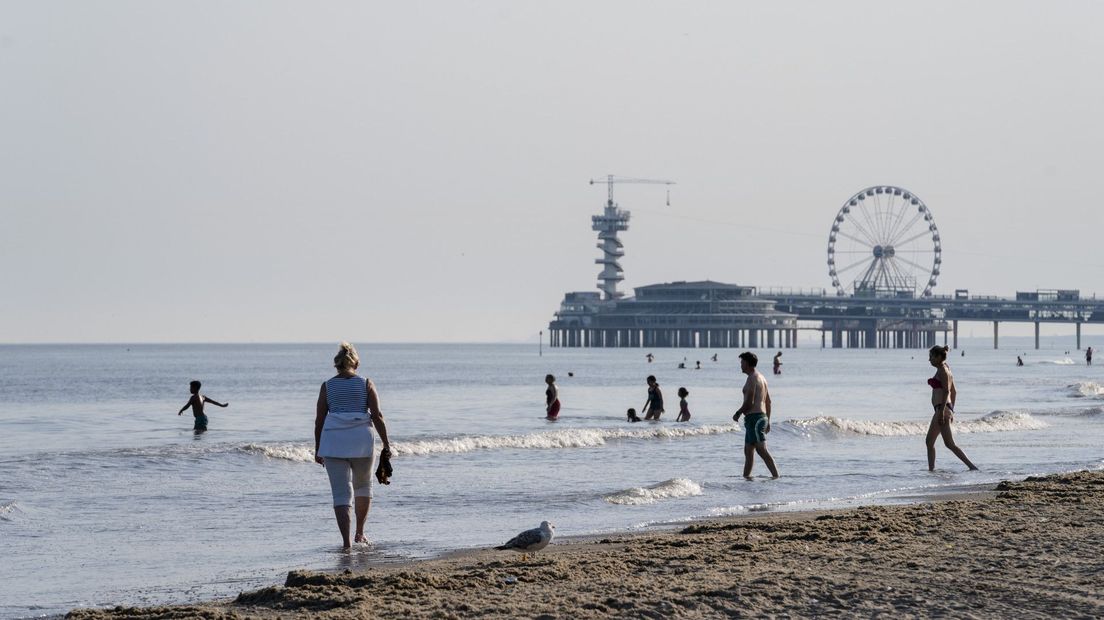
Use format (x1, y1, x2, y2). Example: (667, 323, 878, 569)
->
(732, 352, 779, 480)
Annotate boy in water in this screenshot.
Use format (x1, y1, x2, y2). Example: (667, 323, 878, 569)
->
(178, 380, 228, 431)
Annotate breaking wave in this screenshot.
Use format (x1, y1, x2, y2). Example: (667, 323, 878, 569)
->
(604, 478, 703, 505)
(390, 425, 740, 457)
(1067, 382, 1104, 398)
(234, 425, 742, 462)
(240, 443, 316, 463)
(786, 410, 1047, 437)
(0, 500, 20, 521)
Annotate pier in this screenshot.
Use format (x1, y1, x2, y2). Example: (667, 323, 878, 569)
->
(549, 182, 1101, 349)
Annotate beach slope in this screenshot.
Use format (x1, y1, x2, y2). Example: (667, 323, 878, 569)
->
(69, 471, 1104, 618)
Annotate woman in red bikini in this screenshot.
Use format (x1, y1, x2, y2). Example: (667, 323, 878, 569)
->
(925, 345, 978, 472)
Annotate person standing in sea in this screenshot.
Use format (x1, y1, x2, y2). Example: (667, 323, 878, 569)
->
(314, 342, 392, 549)
(177, 380, 228, 432)
(643, 375, 664, 420)
(544, 374, 560, 420)
(925, 345, 978, 472)
(732, 352, 779, 480)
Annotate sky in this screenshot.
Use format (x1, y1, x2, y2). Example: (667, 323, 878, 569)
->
(2, 1, 1103, 343)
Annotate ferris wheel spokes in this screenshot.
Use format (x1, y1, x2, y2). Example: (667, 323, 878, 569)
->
(826, 186, 942, 298)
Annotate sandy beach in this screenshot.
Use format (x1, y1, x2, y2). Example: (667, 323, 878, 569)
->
(66, 470, 1104, 619)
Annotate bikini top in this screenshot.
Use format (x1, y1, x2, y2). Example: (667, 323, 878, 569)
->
(927, 377, 943, 390)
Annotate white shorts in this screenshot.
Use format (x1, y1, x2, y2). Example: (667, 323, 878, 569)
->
(323, 456, 375, 506)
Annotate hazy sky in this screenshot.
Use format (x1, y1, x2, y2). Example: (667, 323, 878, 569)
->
(2, 1, 1103, 343)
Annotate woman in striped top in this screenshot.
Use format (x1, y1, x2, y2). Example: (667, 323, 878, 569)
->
(314, 342, 392, 549)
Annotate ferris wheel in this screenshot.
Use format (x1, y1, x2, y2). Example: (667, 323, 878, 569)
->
(827, 186, 941, 297)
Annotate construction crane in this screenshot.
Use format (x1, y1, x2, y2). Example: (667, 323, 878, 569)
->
(587, 174, 676, 300)
(589, 174, 676, 208)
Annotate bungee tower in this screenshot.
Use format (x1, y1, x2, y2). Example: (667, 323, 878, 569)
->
(588, 175, 674, 300)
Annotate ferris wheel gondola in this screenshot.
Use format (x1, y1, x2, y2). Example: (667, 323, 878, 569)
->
(827, 186, 941, 298)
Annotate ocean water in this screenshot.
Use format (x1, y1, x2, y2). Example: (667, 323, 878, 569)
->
(2, 340, 1103, 618)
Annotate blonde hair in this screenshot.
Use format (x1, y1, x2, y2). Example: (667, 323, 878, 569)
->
(333, 342, 360, 371)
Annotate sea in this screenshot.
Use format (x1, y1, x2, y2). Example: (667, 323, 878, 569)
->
(2, 340, 1103, 618)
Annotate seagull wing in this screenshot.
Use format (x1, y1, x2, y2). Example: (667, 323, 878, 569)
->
(498, 527, 543, 550)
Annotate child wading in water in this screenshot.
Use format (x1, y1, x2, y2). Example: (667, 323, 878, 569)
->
(178, 380, 228, 431)
(676, 387, 691, 422)
(643, 375, 664, 420)
(544, 374, 560, 420)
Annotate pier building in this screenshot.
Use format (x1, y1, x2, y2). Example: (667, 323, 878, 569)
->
(549, 281, 798, 348)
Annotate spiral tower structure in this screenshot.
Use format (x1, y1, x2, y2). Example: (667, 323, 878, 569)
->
(592, 201, 630, 300)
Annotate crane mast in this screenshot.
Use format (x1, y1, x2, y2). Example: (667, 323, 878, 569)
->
(588, 175, 675, 301)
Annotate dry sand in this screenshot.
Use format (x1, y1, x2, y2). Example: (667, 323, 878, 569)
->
(68, 471, 1104, 619)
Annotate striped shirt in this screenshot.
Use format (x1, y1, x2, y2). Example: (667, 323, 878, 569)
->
(325, 376, 369, 414)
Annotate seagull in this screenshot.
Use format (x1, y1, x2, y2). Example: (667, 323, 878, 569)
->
(496, 521, 555, 560)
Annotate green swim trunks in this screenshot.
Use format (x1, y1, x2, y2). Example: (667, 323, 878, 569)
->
(194, 413, 209, 431)
(744, 413, 768, 445)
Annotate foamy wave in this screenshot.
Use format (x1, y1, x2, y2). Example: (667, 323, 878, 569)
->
(787, 411, 1046, 437)
(391, 425, 740, 457)
(604, 478, 703, 505)
(1067, 382, 1104, 398)
(786, 416, 929, 437)
(0, 500, 20, 521)
(956, 411, 1048, 433)
(1045, 358, 1077, 365)
(240, 443, 316, 463)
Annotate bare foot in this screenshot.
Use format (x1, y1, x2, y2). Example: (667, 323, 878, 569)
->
(355, 534, 368, 544)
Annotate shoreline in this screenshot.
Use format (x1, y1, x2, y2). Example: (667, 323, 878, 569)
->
(66, 471, 1104, 618)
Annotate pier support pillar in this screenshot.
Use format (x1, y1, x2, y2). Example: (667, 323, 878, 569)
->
(1077, 322, 1082, 350)
(993, 321, 999, 350)
(953, 320, 959, 350)
(1035, 321, 1040, 350)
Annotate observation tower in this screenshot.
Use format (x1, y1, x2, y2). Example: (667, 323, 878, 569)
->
(589, 175, 674, 301)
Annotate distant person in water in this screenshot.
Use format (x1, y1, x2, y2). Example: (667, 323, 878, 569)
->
(646, 353, 654, 363)
(695, 360, 701, 370)
(773, 351, 783, 375)
(314, 342, 392, 549)
(643, 375, 664, 420)
(711, 353, 718, 362)
(1017, 355, 1024, 367)
(545, 374, 560, 420)
(178, 380, 228, 431)
(677, 362, 686, 369)
(925, 345, 978, 472)
(676, 387, 691, 422)
(732, 352, 779, 479)
(1087, 347, 1094, 366)
(627, 407, 641, 422)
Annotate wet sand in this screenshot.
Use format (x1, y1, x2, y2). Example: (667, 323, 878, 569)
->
(68, 471, 1104, 618)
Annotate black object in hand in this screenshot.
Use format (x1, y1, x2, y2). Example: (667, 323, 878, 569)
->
(375, 449, 393, 485)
